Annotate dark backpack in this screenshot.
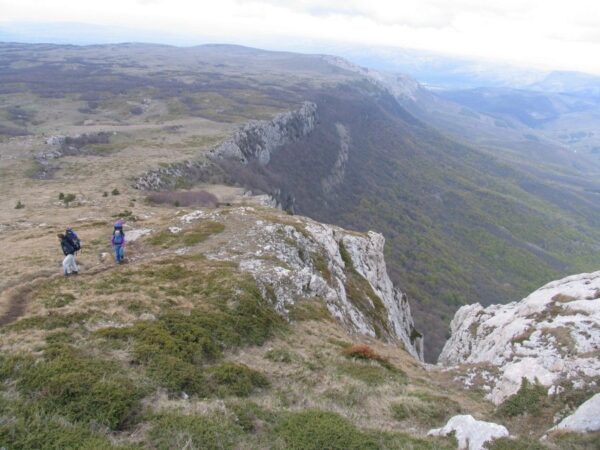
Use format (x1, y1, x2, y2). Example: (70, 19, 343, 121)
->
(113, 233, 124, 245)
(66, 229, 81, 251)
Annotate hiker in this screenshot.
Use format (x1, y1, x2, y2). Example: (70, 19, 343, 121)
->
(65, 227, 81, 254)
(112, 227, 125, 264)
(58, 233, 78, 276)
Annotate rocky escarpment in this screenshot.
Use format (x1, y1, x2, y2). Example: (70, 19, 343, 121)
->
(133, 102, 317, 191)
(438, 271, 600, 404)
(323, 55, 423, 102)
(179, 206, 423, 360)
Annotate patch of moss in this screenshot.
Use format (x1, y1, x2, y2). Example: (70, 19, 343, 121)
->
(391, 392, 462, 426)
(288, 299, 332, 322)
(312, 252, 333, 284)
(337, 361, 406, 386)
(338, 246, 391, 338)
(497, 378, 548, 417)
(338, 241, 353, 268)
(43, 292, 76, 308)
(265, 347, 294, 363)
(6, 312, 87, 332)
(485, 436, 548, 450)
(147, 221, 224, 248)
(546, 431, 600, 450)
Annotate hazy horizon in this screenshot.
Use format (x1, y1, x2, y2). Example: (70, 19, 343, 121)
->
(2, 0, 600, 76)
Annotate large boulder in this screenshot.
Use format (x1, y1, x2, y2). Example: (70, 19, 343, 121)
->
(550, 393, 600, 433)
(438, 271, 600, 404)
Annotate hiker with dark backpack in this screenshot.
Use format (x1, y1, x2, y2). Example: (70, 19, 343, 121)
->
(65, 228, 81, 254)
(112, 221, 126, 264)
(58, 233, 79, 276)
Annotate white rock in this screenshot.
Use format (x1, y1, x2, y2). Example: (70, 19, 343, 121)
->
(139, 313, 156, 321)
(168, 226, 182, 234)
(127, 228, 153, 242)
(548, 385, 565, 396)
(439, 271, 600, 404)
(428, 415, 509, 450)
(550, 393, 600, 433)
(180, 210, 206, 223)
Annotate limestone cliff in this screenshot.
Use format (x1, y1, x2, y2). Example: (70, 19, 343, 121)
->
(438, 271, 600, 404)
(178, 206, 424, 360)
(133, 102, 317, 191)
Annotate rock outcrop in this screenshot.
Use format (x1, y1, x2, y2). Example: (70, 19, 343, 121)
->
(438, 271, 600, 404)
(133, 102, 317, 191)
(428, 415, 509, 450)
(549, 392, 600, 433)
(323, 55, 423, 102)
(179, 206, 423, 360)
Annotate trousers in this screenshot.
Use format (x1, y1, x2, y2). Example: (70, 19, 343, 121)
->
(63, 254, 78, 274)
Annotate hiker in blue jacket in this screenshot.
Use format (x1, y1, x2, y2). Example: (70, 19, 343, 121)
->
(111, 221, 126, 264)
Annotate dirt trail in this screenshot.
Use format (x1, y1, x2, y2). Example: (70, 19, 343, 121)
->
(0, 263, 117, 327)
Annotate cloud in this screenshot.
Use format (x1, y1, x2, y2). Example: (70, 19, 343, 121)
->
(1, 0, 600, 74)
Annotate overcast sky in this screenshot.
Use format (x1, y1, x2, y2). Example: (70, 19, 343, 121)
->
(2, 0, 600, 74)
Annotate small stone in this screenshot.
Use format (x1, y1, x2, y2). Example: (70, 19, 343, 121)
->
(139, 313, 156, 321)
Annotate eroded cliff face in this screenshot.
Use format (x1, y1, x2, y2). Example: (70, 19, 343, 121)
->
(178, 206, 424, 360)
(438, 271, 600, 404)
(133, 102, 317, 191)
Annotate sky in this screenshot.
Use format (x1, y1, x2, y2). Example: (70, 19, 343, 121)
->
(2, 0, 600, 74)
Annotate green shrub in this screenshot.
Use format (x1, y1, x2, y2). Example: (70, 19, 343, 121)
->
(497, 378, 548, 417)
(229, 401, 274, 432)
(111, 188, 120, 196)
(0, 403, 129, 450)
(274, 410, 453, 449)
(111, 209, 137, 222)
(148, 413, 243, 450)
(96, 275, 282, 396)
(43, 292, 76, 308)
(206, 362, 269, 397)
(15, 200, 25, 209)
(16, 344, 143, 430)
(275, 410, 380, 450)
(62, 193, 76, 206)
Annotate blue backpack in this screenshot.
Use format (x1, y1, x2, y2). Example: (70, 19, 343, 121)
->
(66, 228, 81, 251)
